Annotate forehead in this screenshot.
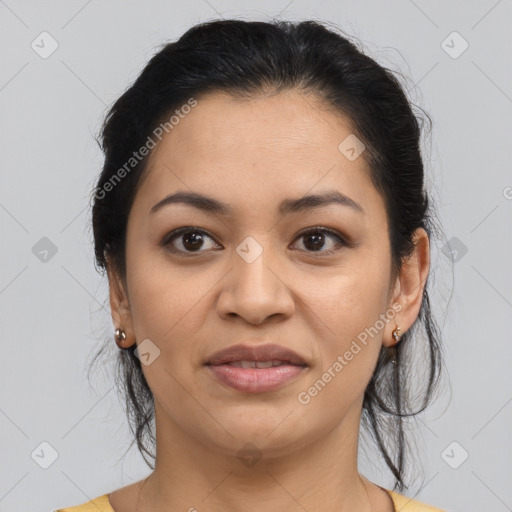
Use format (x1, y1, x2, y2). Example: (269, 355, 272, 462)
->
(156, 90, 357, 158)
(132, 90, 384, 223)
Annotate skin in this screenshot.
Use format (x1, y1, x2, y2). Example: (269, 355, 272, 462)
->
(106, 89, 430, 512)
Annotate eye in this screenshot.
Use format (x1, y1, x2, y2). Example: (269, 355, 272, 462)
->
(161, 226, 352, 257)
(161, 227, 221, 255)
(291, 227, 349, 255)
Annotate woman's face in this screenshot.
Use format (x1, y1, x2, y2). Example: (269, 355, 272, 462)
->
(110, 90, 423, 460)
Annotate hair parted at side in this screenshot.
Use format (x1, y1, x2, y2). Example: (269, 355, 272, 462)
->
(87, 18, 444, 493)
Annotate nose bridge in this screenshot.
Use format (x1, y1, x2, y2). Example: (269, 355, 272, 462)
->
(234, 233, 280, 295)
(217, 233, 294, 323)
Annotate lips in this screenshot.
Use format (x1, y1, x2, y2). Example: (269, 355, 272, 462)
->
(205, 343, 308, 393)
(205, 343, 308, 367)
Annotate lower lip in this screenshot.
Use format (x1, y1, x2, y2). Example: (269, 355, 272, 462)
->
(206, 363, 306, 393)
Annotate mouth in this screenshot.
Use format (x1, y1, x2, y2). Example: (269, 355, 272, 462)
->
(219, 360, 306, 368)
(205, 343, 308, 367)
(205, 343, 308, 393)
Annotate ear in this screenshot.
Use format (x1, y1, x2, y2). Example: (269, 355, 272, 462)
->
(106, 255, 135, 348)
(382, 228, 430, 347)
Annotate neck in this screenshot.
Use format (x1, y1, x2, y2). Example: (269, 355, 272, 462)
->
(139, 397, 378, 512)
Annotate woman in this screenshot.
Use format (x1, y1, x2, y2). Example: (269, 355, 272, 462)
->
(56, 18, 446, 512)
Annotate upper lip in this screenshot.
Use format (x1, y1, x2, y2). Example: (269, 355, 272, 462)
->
(205, 343, 308, 366)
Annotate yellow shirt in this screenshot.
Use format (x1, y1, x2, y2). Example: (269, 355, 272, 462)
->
(54, 489, 446, 511)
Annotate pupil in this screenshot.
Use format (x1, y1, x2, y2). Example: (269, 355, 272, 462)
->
(183, 232, 203, 251)
(305, 232, 324, 251)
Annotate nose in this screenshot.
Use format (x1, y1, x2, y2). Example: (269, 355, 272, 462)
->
(216, 239, 295, 325)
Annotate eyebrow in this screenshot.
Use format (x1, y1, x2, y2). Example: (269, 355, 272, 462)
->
(149, 190, 365, 216)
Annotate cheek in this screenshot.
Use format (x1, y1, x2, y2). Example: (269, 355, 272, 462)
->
(125, 246, 219, 347)
(308, 259, 391, 336)
(292, 270, 391, 431)
(124, 255, 214, 404)
(303, 258, 391, 384)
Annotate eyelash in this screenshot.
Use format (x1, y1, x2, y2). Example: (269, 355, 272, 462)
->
(161, 226, 352, 257)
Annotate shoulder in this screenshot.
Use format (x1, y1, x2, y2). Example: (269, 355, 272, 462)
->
(53, 494, 114, 512)
(388, 490, 446, 511)
(54, 489, 447, 512)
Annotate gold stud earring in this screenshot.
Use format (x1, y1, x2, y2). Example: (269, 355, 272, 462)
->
(115, 328, 127, 349)
(391, 326, 402, 366)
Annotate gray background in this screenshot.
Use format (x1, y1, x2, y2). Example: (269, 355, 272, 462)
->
(1, 1, 511, 511)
